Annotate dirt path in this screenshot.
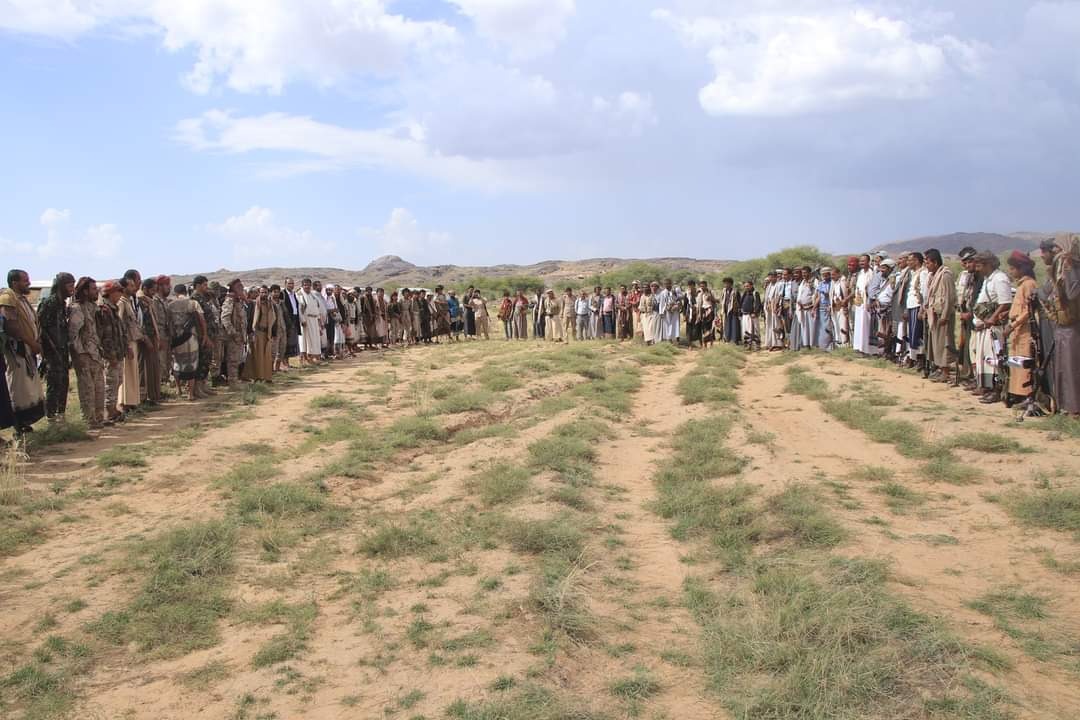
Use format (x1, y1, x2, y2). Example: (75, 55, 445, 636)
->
(581, 354, 722, 719)
(731, 352, 1080, 719)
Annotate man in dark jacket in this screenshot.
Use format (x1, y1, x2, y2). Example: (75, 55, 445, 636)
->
(36, 271, 75, 422)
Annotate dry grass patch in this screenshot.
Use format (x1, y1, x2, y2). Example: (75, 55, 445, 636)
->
(88, 520, 236, 658)
(472, 462, 533, 506)
(692, 557, 1011, 719)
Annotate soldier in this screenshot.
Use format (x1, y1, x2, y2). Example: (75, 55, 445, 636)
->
(36, 271, 75, 423)
(191, 275, 221, 398)
(153, 275, 173, 394)
(96, 280, 127, 424)
(137, 278, 162, 405)
(1, 269, 46, 435)
(68, 277, 105, 428)
(220, 278, 249, 388)
(209, 280, 227, 385)
(117, 274, 145, 413)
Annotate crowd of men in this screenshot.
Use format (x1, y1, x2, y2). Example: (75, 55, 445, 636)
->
(0, 235, 1077, 439)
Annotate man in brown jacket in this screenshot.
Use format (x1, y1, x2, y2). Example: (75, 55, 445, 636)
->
(923, 248, 956, 383)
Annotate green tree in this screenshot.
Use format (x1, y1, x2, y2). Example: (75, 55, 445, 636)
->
(722, 246, 840, 285)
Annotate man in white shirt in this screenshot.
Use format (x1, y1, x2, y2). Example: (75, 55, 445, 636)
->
(904, 252, 930, 370)
(971, 252, 1013, 402)
(296, 278, 323, 366)
(574, 290, 591, 342)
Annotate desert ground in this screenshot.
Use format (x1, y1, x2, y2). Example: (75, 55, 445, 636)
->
(2, 340, 1079, 720)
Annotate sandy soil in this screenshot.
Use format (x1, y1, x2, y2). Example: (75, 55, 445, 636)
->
(2, 342, 1078, 719)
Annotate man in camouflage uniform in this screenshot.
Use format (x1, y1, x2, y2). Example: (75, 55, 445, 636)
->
(153, 275, 173, 394)
(68, 277, 105, 428)
(137, 277, 162, 405)
(36, 271, 75, 423)
(220, 278, 249, 389)
(209, 281, 227, 385)
(191, 275, 220, 398)
(96, 280, 127, 424)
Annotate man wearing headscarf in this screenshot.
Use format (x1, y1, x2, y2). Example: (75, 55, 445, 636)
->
(96, 280, 127, 423)
(971, 251, 1013, 403)
(68, 277, 105, 428)
(1040, 234, 1080, 416)
(220, 278, 249, 388)
(852, 255, 876, 355)
(1, 269, 46, 433)
(923, 249, 956, 383)
(36, 271, 76, 422)
(954, 247, 981, 386)
(137, 277, 163, 404)
(153, 275, 173, 393)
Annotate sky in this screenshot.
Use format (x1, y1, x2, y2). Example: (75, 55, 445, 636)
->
(1, 0, 1078, 281)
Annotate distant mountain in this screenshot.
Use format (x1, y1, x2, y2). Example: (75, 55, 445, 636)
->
(171, 231, 1062, 290)
(172, 255, 735, 290)
(871, 232, 1052, 257)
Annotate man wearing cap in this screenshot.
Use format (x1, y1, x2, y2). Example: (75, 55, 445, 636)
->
(560, 287, 575, 341)
(220, 278, 249, 388)
(36, 271, 76, 422)
(96, 279, 127, 423)
(541, 289, 560, 342)
(68, 277, 105, 428)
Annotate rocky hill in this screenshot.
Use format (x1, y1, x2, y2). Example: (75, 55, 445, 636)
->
(871, 231, 1052, 257)
(172, 230, 1062, 290)
(172, 255, 735, 290)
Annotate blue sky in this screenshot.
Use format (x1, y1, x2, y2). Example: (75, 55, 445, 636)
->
(1, 0, 1077, 281)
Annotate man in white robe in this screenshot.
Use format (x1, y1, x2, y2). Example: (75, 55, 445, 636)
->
(763, 271, 782, 350)
(852, 254, 876, 354)
(296, 278, 323, 365)
(793, 267, 815, 350)
(830, 267, 850, 348)
(656, 279, 680, 343)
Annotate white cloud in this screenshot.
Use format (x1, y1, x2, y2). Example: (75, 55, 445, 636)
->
(401, 61, 656, 159)
(0, 0, 98, 38)
(1, 0, 457, 94)
(359, 208, 451, 260)
(84, 224, 123, 258)
(0, 208, 124, 261)
(175, 109, 529, 190)
(208, 206, 333, 265)
(447, 0, 575, 59)
(655, 4, 983, 116)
